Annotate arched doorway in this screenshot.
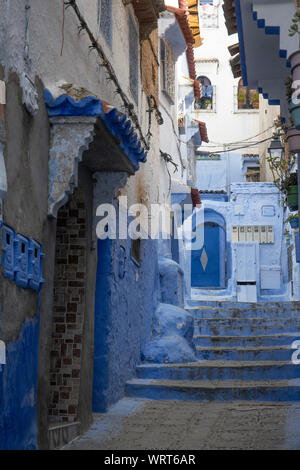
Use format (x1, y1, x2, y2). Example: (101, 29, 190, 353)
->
(191, 209, 226, 288)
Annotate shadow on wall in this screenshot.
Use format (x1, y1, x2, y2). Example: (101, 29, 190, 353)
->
(92, 236, 160, 413)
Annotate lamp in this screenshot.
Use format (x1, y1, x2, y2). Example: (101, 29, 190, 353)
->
(267, 136, 284, 159)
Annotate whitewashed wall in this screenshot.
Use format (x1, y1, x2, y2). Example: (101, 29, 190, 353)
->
(192, 0, 260, 187)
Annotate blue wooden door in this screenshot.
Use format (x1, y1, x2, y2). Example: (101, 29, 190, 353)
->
(191, 223, 224, 288)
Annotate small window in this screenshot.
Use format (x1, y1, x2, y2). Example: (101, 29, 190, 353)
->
(194, 76, 214, 110)
(160, 38, 175, 103)
(246, 167, 260, 182)
(237, 79, 259, 110)
(98, 0, 112, 47)
(131, 239, 141, 265)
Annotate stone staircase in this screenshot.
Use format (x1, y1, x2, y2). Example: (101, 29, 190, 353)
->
(126, 302, 300, 402)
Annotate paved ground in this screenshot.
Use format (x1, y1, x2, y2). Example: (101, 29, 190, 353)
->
(65, 398, 300, 450)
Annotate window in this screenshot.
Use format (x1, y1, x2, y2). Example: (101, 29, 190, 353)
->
(194, 76, 214, 110)
(178, 98, 186, 135)
(237, 79, 259, 110)
(160, 38, 175, 103)
(98, 0, 112, 47)
(245, 167, 260, 182)
(243, 155, 260, 181)
(129, 16, 139, 104)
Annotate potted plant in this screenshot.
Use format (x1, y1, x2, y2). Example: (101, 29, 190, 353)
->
(285, 100, 300, 152)
(267, 127, 298, 209)
(251, 90, 259, 109)
(285, 212, 299, 229)
(287, 126, 300, 152)
(288, 11, 300, 81)
(286, 75, 300, 129)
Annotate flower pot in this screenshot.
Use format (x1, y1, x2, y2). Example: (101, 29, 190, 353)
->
(287, 127, 300, 153)
(288, 50, 300, 81)
(288, 99, 300, 130)
(289, 217, 299, 229)
(287, 185, 298, 211)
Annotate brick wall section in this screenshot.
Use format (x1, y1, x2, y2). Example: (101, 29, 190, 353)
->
(48, 186, 87, 424)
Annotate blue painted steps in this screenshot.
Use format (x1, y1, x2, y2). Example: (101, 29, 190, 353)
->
(125, 302, 300, 402)
(134, 361, 299, 381)
(196, 345, 293, 362)
(187, 300, 300, 309)
(193, 307, 300, 319)
(194, 317, 300, 336)
(126, 378, 300, 402)
(193, 333, 298, 347)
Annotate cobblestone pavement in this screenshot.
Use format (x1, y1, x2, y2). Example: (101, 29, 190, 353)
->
(65, 398, 300, 450)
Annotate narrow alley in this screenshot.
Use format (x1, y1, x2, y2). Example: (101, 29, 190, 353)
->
(1, 0, 300, 454)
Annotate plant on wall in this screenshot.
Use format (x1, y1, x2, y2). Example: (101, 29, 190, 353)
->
(266, 148, 290, 194)
(289, 10, 300, 47)
(266, 118, 298, 210)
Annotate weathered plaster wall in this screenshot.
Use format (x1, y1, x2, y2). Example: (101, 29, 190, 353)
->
(0, 0, 171, 448)
(0, 0, 162, 206)
(159, 10, 188, 204)
(0, 73, 49, 449)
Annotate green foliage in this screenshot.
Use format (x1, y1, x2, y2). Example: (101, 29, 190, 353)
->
(266, 141, 297, 205)
(289, 12, 300, 46)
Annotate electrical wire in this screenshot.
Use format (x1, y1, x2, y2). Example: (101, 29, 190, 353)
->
(203, 135, 274, 155)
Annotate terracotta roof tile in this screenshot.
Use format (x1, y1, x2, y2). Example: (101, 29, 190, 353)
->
(193, 119, 209, 143)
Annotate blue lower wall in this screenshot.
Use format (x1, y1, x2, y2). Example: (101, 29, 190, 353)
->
(0, 311, 40, 450)
(92, 237, 159, 412)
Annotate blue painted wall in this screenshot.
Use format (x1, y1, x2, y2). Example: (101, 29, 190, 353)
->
(93, 237, 159, 412)
(0, 311, 40, 450)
